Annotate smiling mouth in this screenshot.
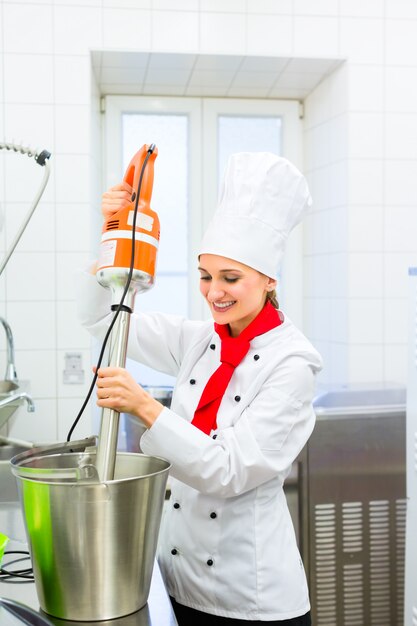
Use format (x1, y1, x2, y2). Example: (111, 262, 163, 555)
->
(212, 301, 236, 312)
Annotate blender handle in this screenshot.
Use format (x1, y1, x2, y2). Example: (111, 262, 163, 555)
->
(123, 144, 158, 210)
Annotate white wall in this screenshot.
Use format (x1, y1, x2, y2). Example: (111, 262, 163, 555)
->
(0, 0, 415, 442)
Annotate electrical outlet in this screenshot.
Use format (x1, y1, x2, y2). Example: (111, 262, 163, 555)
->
(63, 352, 84, 384)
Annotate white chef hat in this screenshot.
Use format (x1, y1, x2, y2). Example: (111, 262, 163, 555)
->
(199, 152, 312, 279)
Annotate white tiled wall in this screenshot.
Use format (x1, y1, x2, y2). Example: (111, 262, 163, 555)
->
(0, 0, 415, 442)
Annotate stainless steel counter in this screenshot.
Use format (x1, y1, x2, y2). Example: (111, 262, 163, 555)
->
(0, 502, 177, 626)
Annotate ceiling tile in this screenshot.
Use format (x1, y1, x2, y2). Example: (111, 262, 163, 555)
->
(193, 54, 243, 72)
(231, 71, 277, 89)
(188, 70, 236, 87)
(148, 52, 196, 70)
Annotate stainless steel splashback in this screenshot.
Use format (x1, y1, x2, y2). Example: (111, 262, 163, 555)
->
(288, 387, 406, 626)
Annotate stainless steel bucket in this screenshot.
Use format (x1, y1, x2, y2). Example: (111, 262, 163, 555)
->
(10, 448, 170, 622)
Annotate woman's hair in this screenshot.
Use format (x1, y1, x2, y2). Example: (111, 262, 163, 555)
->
(266, 289, 279, 309)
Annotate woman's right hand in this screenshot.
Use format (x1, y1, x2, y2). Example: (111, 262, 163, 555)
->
(101, 181, 134, 220)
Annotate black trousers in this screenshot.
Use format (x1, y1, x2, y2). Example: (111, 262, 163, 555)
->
(170, 598, 312, 626)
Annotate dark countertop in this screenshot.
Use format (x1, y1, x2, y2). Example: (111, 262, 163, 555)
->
(0, 502, 177, 626)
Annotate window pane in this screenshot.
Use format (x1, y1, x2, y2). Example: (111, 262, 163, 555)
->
(122, 114, 188, 273)
(122, 113, 189, 387)
(218, 115, 282, 182)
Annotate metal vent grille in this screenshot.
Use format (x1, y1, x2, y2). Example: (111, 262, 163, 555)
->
(396, 499, 407, 626)
(312, 497, 406, 626)
(315, 503, 337, 625)
(106, 220, 120, 231)
(342, 503, 364, 626)
(369, 500, 390, 625)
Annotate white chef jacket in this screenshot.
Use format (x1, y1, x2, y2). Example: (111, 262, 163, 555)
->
(77, 271, 323, 621)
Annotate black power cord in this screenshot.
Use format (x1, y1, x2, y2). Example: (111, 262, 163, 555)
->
(0, 550, 34, 582)
(67, 144, 156, 442)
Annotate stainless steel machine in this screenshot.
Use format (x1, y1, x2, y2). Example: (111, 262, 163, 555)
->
(284, 386, 406, 626)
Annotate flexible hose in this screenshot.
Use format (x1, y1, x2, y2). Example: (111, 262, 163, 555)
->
(0, 142, 51, 276)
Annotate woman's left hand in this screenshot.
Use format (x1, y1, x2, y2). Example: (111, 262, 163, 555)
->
(95, 366, 163, 428)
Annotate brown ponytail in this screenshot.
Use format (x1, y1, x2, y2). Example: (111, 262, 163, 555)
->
(266, 289, 279, 309)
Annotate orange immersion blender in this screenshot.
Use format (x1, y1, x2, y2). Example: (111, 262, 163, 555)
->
(95, 144, 159, 481)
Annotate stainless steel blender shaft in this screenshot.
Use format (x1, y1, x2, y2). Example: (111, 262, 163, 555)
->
(96, 292, 135, 482)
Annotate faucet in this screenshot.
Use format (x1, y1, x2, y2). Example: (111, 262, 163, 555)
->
(0, 392, 35, 412)
(0, 317, 18, 383)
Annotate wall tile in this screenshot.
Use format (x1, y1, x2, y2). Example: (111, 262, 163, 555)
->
(347, 344, 384, 382)
(348, 65, 383, 111)
(201, 0, 246, 11)
(385, 205, 417, 251)
(4, 103, 55, 153)
(384, 160, 417, 206)
(348, 252, 384, 298)
(383, 344, 407, 386)
(340, 18, 384, 65)
(248, 0, 292, 14)
(54, 155, 90, 203)
(385, 19, 417, 66)
(293, 17, 339, 57)
(348, 299, 384, 343)
(3, 3, 53, 54)
(294, 0, 338, 15)
(152, 11, 199, 53)
(55, 105, 90, 155)
(348, 159, 383, 205)
(8, 398, 58, 444)
(385, 66, 417, 112)
(5, 252, 56, 302)
(328, 342, 348, 385)
(54, 56, 91, 105)
(7, 301, 56, 350)
(153, 0, 199, 8)
(3, 54, 54, 104)
(386, 0, 417, 19)
(103, 0, 150, 6)
(384, 253, 417, 298)
(56, 252, 92, 301)
(348, 111, 384, 159)
(330, 298, 349, 343)
(56, 300, 91, 350)
(5, 202, 55, 254)
(16, 349, 57, 398)
(4, 153, 54, 204)
(53, 5, 102, 55)
(385, 113, 417, 160)
(200, 12, 246, 55)
(347, 205, 383, 252)
(339, 0, 384, 17)
(102, 9, 151, 50)
(57, 397, 94, 441)
(384, 298, 408, 344)
(247, 15, 293, 56)
(55, 204, 92, 252)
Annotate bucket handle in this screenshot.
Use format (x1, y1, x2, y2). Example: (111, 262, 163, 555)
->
(10, 436, 97, 468)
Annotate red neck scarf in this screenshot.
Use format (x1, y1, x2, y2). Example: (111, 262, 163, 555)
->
(191, 301, 282, 435)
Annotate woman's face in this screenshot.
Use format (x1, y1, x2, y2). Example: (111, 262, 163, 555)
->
(198, 254, 276, 337)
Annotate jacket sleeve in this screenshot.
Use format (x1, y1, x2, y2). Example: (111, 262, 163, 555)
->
(140, 356, 317, 497)
(76, 268, 204, 376)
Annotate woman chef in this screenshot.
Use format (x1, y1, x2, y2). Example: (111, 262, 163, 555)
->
(77, 152, 323, 625)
